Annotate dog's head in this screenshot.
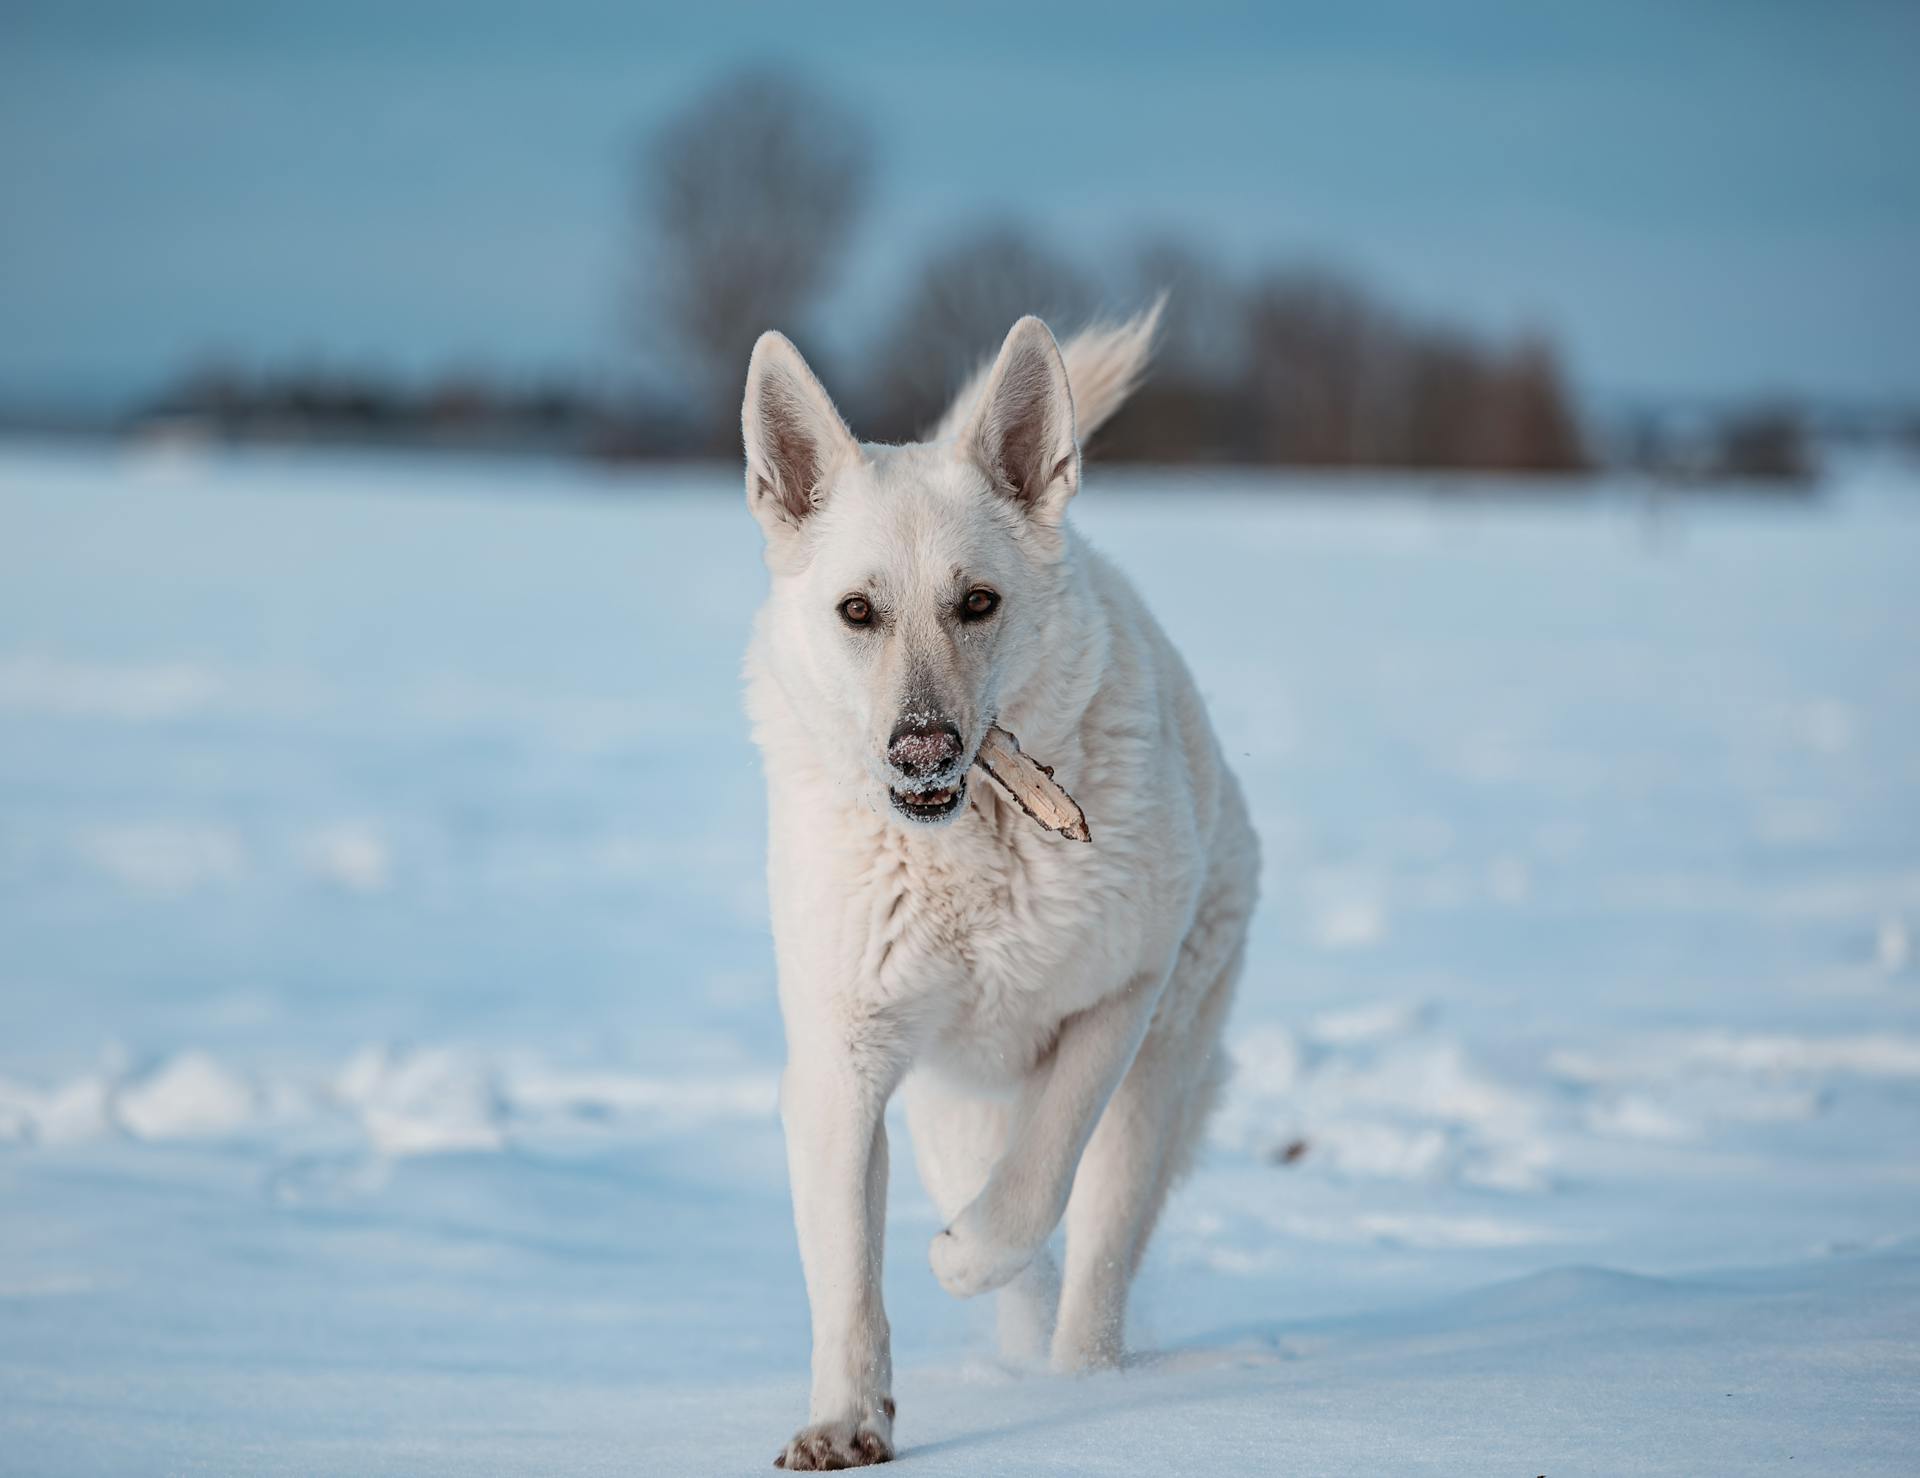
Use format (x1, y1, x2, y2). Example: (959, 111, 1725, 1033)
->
(742, 317, 1080, 829)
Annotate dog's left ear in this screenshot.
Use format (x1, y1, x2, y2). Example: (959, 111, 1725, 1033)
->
(960, 316, 1079, 525)
(741, 331, 860, 540)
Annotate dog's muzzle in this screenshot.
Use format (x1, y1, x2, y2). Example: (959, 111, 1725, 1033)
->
(886, 721, 968, 823)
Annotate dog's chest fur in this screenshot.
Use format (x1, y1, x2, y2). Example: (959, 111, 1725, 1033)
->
(852, 784, 1147, 1087)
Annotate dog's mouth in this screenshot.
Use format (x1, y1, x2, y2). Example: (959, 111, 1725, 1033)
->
(888, 778, 967, 824)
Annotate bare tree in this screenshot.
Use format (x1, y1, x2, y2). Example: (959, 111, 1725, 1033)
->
(640, 67, 871, 442)
(1090, 242, 1258, 462)
(1126, 239, 1249, 386)
(1487, 336, 1587, 472)
(1397, 328, 1496, 469)
(1244, 267, 1399, 465)
(1713, 403, 1812, 483)
(861, 226, 1098, 441)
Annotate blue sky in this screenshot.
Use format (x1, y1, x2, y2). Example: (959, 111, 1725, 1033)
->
(2, 0, 1916, 407)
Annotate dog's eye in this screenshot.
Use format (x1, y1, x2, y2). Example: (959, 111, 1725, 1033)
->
(961, 588, 1000, 622)
(839, 595, 873, 627)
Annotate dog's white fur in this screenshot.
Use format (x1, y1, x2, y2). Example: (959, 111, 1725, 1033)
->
(741, 304, 1258, 1470)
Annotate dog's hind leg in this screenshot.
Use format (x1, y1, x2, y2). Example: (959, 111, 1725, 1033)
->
(902, 1073, 1060, 1363)
(1051, 934, 1242, 1372)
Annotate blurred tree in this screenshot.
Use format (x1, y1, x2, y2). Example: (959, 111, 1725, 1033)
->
(861, 226, 1098, 442)
(1127, 240, 1249, 386)
(1713, 404, 1812, 483)
(640, 67, 872, 446)
(1487, 336, 1587, 472)
(1244, 268, 1398, 466)
(1098, 242, 1257, 462)
(1398, 329, 1495, 468)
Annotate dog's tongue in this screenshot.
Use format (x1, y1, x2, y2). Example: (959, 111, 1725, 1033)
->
(973, 726, 1092, 844)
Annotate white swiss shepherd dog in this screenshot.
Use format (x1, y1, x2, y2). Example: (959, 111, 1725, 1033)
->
(741, 303, 1259, 1469)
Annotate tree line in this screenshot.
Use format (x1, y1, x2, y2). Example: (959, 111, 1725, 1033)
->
(141, 67, 1815, 483)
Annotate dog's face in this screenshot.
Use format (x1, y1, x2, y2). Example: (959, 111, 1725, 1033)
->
(743, 319, 1080, 828)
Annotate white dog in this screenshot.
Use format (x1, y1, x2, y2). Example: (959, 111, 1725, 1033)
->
(741, 304, 1259, 1469)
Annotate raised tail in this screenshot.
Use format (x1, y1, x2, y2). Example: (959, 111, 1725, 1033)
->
(927, 294, 1165, 447)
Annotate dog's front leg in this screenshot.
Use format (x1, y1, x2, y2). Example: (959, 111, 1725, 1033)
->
(775, 1030, 905, 1471)
(929, 971, 1163, 1300)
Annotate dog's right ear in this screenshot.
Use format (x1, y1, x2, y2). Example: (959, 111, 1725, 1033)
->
(741, 332, 859, 540)
(958, 316, 1080, 527)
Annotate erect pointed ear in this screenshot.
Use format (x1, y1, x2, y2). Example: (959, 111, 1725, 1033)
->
(741, 331, 860, 538)
(960, 316, 1080, 524)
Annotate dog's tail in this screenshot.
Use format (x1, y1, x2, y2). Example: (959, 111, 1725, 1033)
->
(928, 294, 1165, 447)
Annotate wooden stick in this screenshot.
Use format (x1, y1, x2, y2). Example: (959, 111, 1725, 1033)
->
(975, 725, 1092, 844)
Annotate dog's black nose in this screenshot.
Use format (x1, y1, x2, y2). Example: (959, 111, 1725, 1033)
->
(888, 721, 962, 779)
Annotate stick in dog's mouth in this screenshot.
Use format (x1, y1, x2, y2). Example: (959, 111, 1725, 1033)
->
(973, 725, 1092, 844)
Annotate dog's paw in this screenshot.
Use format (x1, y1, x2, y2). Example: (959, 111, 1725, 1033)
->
(774, 1415, 894, 1470)
(1051, 1320, 1126, 1374)
(930, 1202, 1041, 1299)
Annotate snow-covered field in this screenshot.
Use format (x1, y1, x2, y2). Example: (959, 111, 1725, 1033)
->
(2, 441, 1917, 1475)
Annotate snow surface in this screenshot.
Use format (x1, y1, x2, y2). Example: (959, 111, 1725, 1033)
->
(2, 441, 1917, 1474)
